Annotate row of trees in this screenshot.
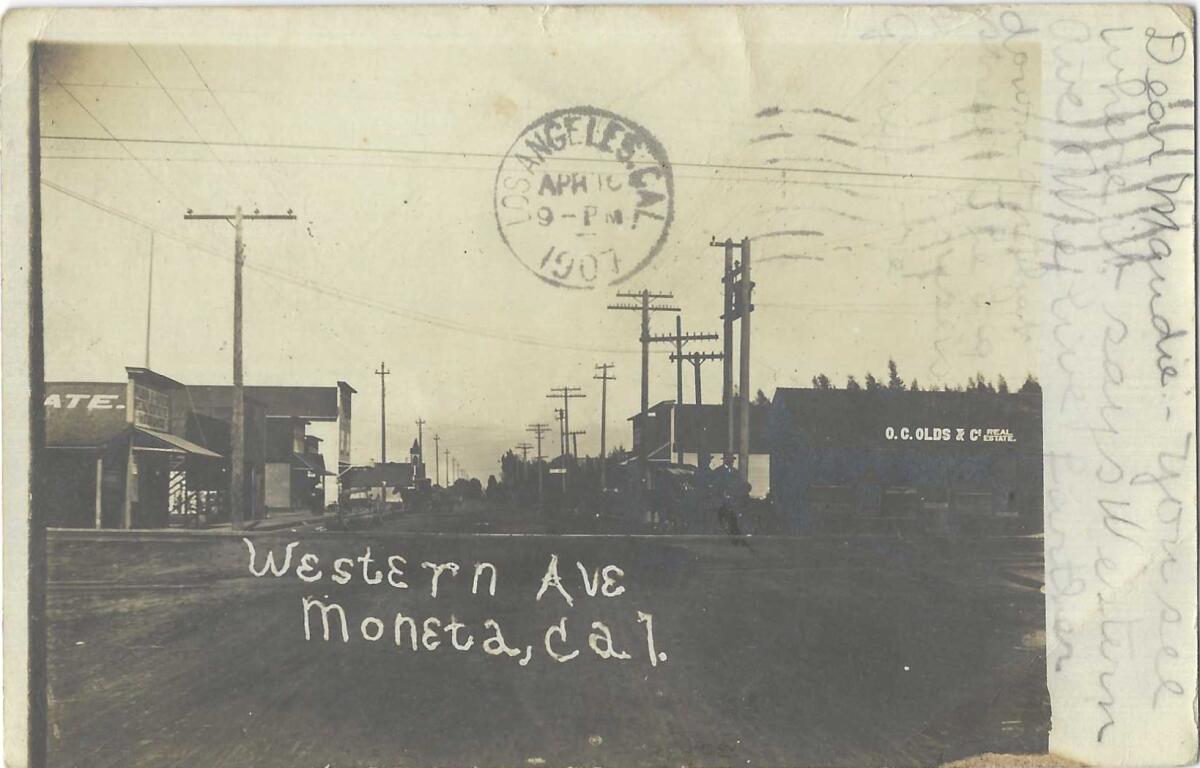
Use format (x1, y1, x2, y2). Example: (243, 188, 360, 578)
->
(809, 359, 1040, 394)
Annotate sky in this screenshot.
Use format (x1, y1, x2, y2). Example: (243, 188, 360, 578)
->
(36, 7, 1043, 480)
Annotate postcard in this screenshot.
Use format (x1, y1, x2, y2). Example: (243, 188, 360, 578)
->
(1, 5, 1195, 767)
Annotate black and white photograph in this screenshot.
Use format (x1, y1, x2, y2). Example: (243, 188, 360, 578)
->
(0, 5, 1195, 768)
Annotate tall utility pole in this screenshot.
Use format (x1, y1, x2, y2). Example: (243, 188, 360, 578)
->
(553, 408, 566, 456)
(712, 238, 736, 468)
(144, 232, 155, 368)
(593, 363, 614, 489)
(547, 386, 586, 457)
(444, 448, 451, 484)
(712, 236, 754, 480)
(671, 350, 723, 470)
(375, 362, 391, 463)
(569, 430, 587, 458)
(527, 423, 549, 510)
(671, 350, 724, 405)
(648, 317, 719, 463)
(515, 442, 533, 484)
(607, 290, 679, 482)
(433, 433, 441, 486)
(184, 206, 295, 530)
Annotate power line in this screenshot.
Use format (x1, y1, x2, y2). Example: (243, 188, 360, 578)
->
(176, 44, 292, 204)
(51, 83, 197, 215)
(39, 132, 1039, 187)
(39, 178, 665, 356)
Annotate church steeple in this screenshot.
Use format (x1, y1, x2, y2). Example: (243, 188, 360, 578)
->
(410, 438, 425, 481)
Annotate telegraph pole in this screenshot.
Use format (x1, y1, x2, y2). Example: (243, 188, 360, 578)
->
(184, 206, 295, 530)
(672, 350, 723, 470)
(444, 448, 451, 484)
(144, 232, 154, 368)
(569, 429, 586, 458)
(375, 362, 391, 463)
(547, 386, 586, 457)
(527, 423, 549, 510)
(648, 318, 719, 463)
(607, 290, 679, 482)
(712, 238, 736, 468)
(553, 408, 566, 456)
(671, 350, 724, 405)
(712, 236, 754, 480)
(515, 442, 533, 484)
(433, 434, 441, 486)
(593, 363, 614, 489)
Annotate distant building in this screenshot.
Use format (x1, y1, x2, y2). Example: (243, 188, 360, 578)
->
(189, 382, 354, 514)
(767, 387, 1043, 534)
(341, 433, 428, 505)
(341, 462, 416, 504)
(40, 367, 354, 529)
(629, 400, 771, 495)
(409, 438, 427, 483)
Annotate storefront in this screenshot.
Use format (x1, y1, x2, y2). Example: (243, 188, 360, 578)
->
(767, 387, 1043, 534)
(42, 372, 225, 529)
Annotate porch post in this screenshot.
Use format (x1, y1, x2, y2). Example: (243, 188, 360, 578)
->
(123, 442, 134, 529)
(94, 456, 103, 530)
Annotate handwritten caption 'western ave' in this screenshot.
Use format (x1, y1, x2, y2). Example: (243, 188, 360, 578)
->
(243, 539, 667, 669)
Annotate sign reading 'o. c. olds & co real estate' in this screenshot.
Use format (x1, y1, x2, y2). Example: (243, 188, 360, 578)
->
(883, 426, 1017, 443)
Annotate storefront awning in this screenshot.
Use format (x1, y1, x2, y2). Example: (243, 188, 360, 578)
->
(133, 428, 222, 458)
(291, 452, 333, 476)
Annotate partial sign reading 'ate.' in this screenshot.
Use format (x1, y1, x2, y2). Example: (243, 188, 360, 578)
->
(243, 540, 667, 669)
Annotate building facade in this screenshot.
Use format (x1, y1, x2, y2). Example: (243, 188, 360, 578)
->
(767, 387, 1043, 534)
(42, 368, 231, 529)
(42, 368, 354, 529)
(629, 400, 771, 495)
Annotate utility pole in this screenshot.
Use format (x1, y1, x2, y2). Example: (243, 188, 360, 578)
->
(515, 442, 533, 485)
(144, 231, 154, 368)
(607, 290, 679, 483)
(375, 362, 391, 463)
(713, 238, 736, 468)
(671, 350, 723, 470)
(184, 206, 295, 530)
(712, 236, 754, 480)
(527, 423, 549, 511)
(671, 350, 724, 405)
(553, 408, 566, 456)
(648, 318, 719, 463)
(547, 386, 586, 457)
(433, 434, 441, 486)
(593, 363, 614, 489)
(569, 429, 586, 458)
(444, 448, 450, 484)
